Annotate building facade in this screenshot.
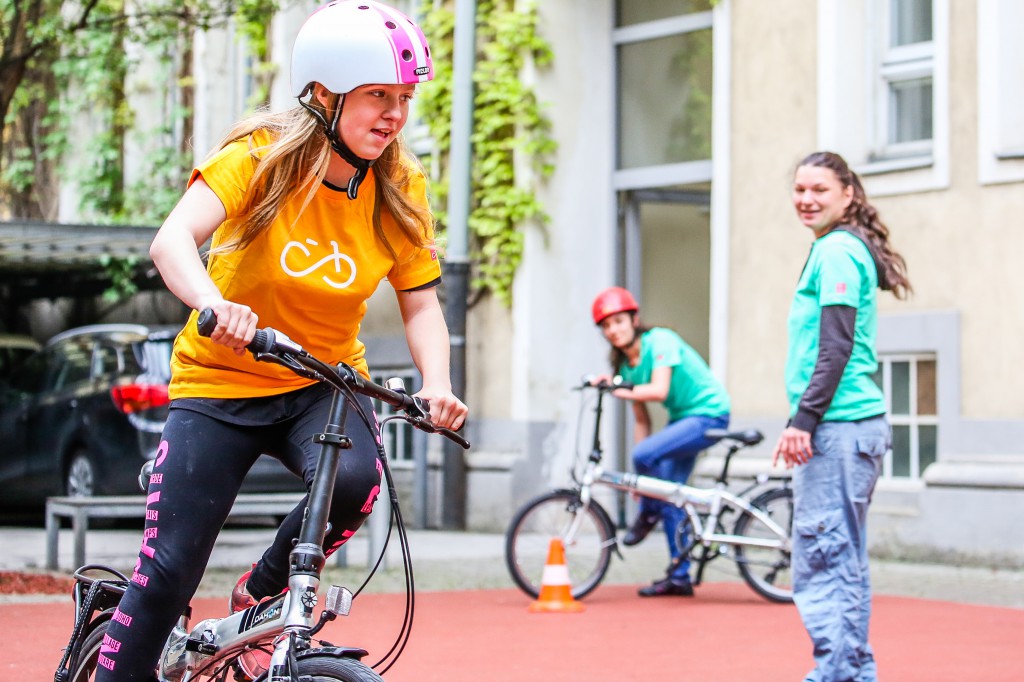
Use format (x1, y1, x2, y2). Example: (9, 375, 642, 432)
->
(55, 0, 1022, 564)
(459, 0, 1024, 565)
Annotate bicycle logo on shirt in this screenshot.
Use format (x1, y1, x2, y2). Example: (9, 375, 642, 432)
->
(280, 238, 357, 289)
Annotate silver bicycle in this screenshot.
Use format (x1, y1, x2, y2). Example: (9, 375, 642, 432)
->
(55, 310, 469, 682)
(505, 378, 793, 603)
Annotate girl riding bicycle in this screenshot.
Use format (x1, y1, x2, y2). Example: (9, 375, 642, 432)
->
(97, 3, 467, 680)
(590, 287, 730, 597)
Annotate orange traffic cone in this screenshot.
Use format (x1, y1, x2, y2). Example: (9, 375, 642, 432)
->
(528, 538, 585, 613)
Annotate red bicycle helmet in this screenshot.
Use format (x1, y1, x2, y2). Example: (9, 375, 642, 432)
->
(591, 287, 639, 324)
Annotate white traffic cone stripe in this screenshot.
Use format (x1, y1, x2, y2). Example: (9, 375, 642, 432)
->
(541, 563, 571, 586)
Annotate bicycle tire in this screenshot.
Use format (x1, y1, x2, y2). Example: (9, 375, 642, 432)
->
(67, 619, 109, 682)
(733, 486, 794, 603)
(504, 490, 615, 600)
(272, 656, 385, 681)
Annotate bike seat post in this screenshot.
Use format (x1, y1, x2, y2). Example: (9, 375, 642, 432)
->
(716, 443, 740, 485)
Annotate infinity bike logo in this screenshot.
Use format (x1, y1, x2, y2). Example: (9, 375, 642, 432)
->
(280, 239, 357, 289)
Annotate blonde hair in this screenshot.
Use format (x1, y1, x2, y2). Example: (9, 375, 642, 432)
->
(209, 93, 433, 259)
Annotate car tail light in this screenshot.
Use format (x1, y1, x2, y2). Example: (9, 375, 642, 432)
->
(111, 384, 170, 414)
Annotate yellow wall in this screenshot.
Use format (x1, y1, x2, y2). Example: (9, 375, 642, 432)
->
(727, 0, 1024, 420)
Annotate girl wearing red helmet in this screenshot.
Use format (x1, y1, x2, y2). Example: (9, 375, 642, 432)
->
(98, 3, 466, 679)
(591, 287, 731, 597)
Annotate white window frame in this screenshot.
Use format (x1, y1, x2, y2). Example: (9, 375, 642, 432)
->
(610, 2, 732, 381)
(611, 10, 715, 191)
(876, 353, 938, 480)
(873, 1, 934, 160)
(817, 0, 949, 196)
(977, 0, 1024, 185)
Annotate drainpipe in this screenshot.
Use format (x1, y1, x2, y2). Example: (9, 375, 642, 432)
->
(441, 0, 476, 530)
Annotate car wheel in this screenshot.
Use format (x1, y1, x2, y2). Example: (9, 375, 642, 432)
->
(65, 450, 97, 497)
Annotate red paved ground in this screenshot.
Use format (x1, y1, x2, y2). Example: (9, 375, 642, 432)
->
(6, 583, 1022, 680)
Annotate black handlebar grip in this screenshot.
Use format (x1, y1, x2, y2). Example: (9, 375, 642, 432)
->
(196, 308, 274, 354)
(446, 430, 471, 450)
(248, 329, 273, 354)
(197, 308, 217, 337)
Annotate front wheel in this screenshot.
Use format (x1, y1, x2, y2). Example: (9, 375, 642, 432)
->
(283, 656, 384, 681)
(733, 486, 794, 604)
(504, 490, 615, 600)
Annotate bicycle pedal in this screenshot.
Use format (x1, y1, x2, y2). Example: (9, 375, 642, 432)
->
(325, 585, 353, 617)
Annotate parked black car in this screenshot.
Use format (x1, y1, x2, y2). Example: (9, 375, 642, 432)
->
(0, 323, 302, 509)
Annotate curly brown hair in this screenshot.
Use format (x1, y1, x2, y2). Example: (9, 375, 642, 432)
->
(798, 151, 912, 299)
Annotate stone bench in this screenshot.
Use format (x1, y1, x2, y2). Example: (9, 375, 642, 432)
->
(45, 493, 306, 571)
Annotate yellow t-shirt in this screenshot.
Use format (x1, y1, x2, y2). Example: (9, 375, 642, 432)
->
(169, 131, 441, 399)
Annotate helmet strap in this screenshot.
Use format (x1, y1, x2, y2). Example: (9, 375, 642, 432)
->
(298, 92, 375, 200)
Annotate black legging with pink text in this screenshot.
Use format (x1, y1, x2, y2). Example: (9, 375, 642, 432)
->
(94, 384, 381, 681)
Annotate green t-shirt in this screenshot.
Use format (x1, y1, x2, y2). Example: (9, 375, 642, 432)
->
(617, 328, 730, 422)
(784, 230, 886, 422)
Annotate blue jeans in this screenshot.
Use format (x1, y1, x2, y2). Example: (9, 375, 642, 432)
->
(792, 416, 890, 682)
(633, 413, 729, 581)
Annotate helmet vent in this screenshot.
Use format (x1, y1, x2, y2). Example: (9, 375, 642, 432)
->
(385, 20, 397, 29)
(358, 5, 369, 9)
(401, 49, 413, 61)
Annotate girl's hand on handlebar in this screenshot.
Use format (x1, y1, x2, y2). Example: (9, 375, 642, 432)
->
(588, 374, 614, 388)
(198, 301, 258, 355)
(414, 386, 468, 432)
(772, 426, 813, 468)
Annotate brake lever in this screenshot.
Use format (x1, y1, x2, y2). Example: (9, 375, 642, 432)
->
(253, 351, 321, 381)
(402, 410, 471, 450)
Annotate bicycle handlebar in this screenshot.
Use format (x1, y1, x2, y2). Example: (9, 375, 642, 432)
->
(196, 308, 470, 449)
(577, 374, 635, 392)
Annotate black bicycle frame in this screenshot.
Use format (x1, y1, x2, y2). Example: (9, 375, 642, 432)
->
(290, 391, 351, 581)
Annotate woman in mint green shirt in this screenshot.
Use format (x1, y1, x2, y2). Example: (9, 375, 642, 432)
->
(772, 152, 911, 682)
(591, 287, 730, 597)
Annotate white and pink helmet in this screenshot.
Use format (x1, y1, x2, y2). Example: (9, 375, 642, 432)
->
(290, 0, 434, 98)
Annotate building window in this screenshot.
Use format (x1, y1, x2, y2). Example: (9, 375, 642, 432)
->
(369, 368, 418, 462)
(612, 0, 714, 188)
(873, 0, 934, 160)
(817, 0, 949, 195)
(873, 354, 938, 479)
(977, 0, 1024, 184)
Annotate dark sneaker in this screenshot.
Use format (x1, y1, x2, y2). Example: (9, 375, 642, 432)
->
(622, 514, 659, 546)
(638, 577, 694, 597)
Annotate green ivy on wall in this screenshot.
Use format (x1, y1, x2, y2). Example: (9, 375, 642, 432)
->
(417, 0, 556, 306)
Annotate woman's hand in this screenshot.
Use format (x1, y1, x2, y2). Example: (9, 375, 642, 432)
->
(200, 301, 258, 355)
(415, 386, 468, 432)
(772, 426, 814, 468)
(588, 374, 614, 388)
